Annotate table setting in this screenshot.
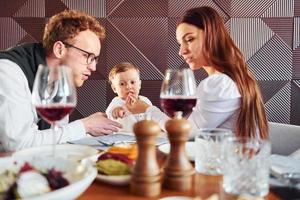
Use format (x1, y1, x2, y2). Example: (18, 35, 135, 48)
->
(1, 67, 298, 200)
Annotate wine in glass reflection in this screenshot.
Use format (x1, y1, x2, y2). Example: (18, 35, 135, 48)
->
(32, 64, 77, 156)
(160, 68, 197, 118)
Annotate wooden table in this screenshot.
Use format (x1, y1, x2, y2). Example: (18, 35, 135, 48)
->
(0, 151, 286, 199)
(78, 151, 283, 200)
(78, 173, 283, 200)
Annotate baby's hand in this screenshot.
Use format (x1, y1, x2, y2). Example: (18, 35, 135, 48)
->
(126, 93, 136, 106)
(112, 106, 128, 119)
(125, 95, 150, 114)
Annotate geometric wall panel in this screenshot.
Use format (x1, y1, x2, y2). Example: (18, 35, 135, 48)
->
(139, 80, 162, 108)
(108, 0, 168, 17)
(295, 0, 300, 16)
(108, 18, 168, 73)
(294, 17, 300, 50)
(261, 17, 294, 48)
(18, 34, 39, 44)
(62, 0, 106, 17)
(169, 0, 229, 21)
(0, 0, 27, 17)
(247, 35, 292, 81)
(261, 0, 294, 17)
(0, 18, 27, 49)
(213, 0, 231, 17)
(231, 0, 276, 17)
(76, 80, 107, 116)
(91, 45, 107, 81)
(12, 18, 46, 42)
(291, 80, 300, 124)
(167, 17, 184, 70)
(45, 0, 68, 17)
(265, 82, 291, 123)
(230, 18, 274, 60)
(106, 21, 164, 80)
(258, 80, 289, 103)
(106, 0, 123, 16)
(293, 45, 300, 79)
(13, 0, 45, 17)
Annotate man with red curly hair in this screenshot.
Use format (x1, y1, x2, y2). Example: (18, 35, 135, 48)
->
(0, 10, 122, 151)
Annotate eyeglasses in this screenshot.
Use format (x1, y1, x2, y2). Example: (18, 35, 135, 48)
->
(62, 41, 100, 65)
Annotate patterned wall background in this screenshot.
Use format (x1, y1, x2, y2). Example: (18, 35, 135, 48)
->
(0, 0, 299, 125)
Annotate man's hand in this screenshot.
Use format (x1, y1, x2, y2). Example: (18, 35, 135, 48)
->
(125, 94, 150, 114)
(81, 112, 122, 136)
(111, 106, 128, 119)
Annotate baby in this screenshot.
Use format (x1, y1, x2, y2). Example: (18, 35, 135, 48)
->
(106, 62, 152, 133)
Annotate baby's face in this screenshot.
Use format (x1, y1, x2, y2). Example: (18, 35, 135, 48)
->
(111, 69, 141, 100)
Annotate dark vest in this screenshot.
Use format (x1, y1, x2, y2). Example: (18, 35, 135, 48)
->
(0, 43, 51, 130)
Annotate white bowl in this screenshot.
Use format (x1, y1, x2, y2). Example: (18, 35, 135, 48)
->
(0, 156, 97, 200)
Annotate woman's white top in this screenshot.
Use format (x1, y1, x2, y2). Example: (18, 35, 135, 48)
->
(106, 96, 152, 133)
(147, 73, 241, 137)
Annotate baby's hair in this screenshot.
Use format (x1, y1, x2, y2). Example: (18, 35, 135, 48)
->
(108, 62, 140, 84)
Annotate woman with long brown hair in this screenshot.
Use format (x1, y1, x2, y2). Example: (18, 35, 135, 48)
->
(126, 6, 268, 139)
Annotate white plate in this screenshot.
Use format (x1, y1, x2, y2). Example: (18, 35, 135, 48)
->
(82, 154, 131, 186)
(96, 174, 131, 186)
(13, 144, 98, 162)
(158, 142, 195, 161)
(0, 156, 97, 200)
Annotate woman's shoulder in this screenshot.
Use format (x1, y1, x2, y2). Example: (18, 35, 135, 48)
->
(198, 73, 241, 100)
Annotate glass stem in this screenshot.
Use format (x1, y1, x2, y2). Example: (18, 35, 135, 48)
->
(52, 122, 58, 157)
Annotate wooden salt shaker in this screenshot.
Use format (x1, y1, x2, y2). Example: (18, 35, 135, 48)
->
(163, 113, 194, 191)
(130, 119, 161, 197)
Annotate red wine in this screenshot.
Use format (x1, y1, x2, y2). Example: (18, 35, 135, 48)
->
(36, 104, 75, 122)
(160, 97, 197, 118)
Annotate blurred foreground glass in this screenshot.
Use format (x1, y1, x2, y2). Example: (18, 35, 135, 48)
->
(160, 68, 197, 119)
(195, 128, 231, 175)
(222, 137, 271, 197)
(32, 65, 77, 156)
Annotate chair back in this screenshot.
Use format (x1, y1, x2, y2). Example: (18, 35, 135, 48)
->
(269, 122, 300, 155)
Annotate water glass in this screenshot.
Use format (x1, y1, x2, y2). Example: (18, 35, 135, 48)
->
(222, 137, 271, 197)
(195, 128, 231, 175)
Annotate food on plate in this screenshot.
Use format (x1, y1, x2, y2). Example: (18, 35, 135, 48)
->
(107, 143, 137, 160)
(95, 144, 137, 176)
(96, 157, 131, 175)
(0, 162, 69, 200)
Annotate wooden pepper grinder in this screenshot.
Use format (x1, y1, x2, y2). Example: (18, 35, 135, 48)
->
(130, 119, 161, 197)
(163, 112, 194, 191)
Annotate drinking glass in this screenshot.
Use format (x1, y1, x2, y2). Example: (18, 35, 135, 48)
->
(32, 64, 77, 156)
(222, 137, 271, 197)
(160, 68, 197, 119)
(195, 128, 231, 175)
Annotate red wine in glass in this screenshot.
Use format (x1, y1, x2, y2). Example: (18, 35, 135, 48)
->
(36, 104, 75, 123)
(32, 65, 77, 157)
(160, 96, 196, 118)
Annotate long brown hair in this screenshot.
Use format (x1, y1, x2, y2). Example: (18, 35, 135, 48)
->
(178, 7, 268, 139)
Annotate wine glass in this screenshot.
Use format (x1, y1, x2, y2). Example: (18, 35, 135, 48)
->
(32, 64, 77, 156)
(160, 68, 197, 119)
